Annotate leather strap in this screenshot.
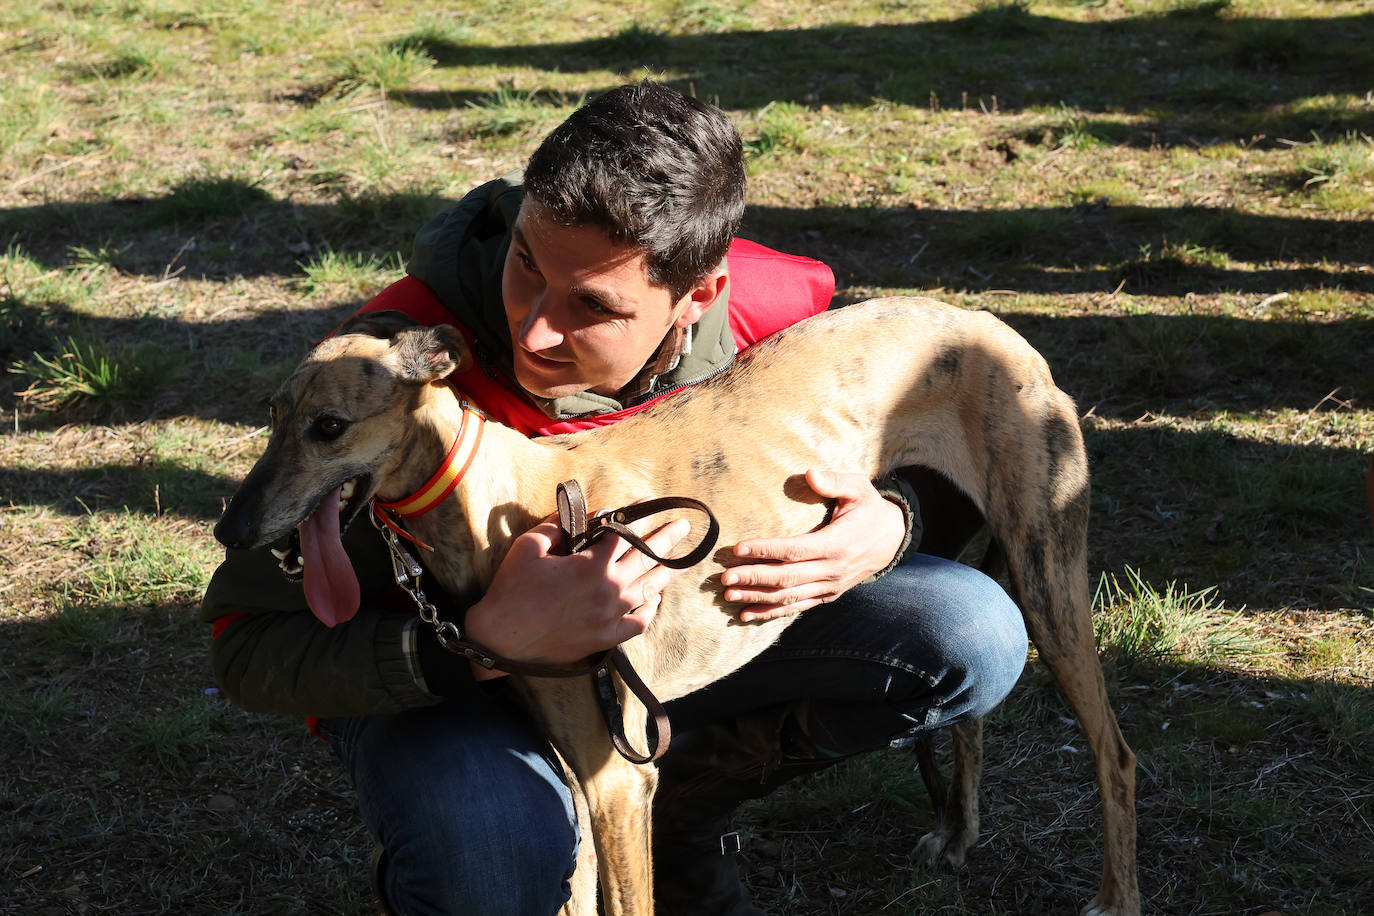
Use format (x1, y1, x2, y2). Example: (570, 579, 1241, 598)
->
(395, 477, 720, 764)
(556, 480, 720, 569)
(556, 479, 722, 765)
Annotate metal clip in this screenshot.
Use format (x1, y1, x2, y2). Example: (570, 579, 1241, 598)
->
(393, 539, 424, 581)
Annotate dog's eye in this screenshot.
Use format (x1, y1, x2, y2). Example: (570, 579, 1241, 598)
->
(313, 417, 347, 440)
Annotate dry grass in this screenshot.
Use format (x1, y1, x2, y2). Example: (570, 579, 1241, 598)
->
(2, 0, 1371, 913)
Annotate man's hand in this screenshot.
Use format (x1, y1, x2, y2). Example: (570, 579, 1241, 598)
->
(464, 515, 691, 678)
(722, 469, 906, 622)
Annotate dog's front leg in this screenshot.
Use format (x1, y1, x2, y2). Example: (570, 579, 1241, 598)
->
(579, 744, 656, 916)
(553, 752, 597, 916)
(524, 677, 658, 916)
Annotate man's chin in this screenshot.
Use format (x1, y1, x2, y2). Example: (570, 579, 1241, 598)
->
(513, 366, 586, 401)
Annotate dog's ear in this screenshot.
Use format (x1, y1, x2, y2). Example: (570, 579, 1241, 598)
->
(389, 325, 473, 383)
(335, 309, 419, 340)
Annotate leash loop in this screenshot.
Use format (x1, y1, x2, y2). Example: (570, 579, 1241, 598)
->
(555, 479, 720, 569)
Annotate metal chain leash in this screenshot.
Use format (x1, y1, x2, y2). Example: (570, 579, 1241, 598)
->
(370, 509, 498, 667)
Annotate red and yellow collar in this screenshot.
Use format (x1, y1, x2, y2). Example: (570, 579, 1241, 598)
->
(371, 402, 485, 551)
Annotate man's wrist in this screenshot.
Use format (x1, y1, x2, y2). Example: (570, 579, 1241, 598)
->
(864, 474, 923, 582)
(460, 599, 512, 680)
(413, 617, 481, 695)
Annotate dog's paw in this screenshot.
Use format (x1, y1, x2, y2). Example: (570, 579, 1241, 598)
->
(1080, 896, 1139, 916)
(915, 827, 970, 869)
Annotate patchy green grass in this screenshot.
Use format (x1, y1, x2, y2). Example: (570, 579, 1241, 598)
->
(1093, 566, 1275, 672)
(294, 248, 402, 298)
(2, 0, 1371, 913)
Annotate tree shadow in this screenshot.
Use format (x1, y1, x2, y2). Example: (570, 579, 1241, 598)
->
(1, 294, 366, 429)
(377, 11, 1374, 143)
(5, 298, 1370, 614)
(911, 654, 1374, 914)
(0, 183, 451, 282)
(4, 189, 1371, 296)
(997, 311, 1374, 418)
(743, 203, 1374, 297)
(0, 462, 241, 521)
(1081, 424, 1371, 613)
(2, 586, 1366, 913)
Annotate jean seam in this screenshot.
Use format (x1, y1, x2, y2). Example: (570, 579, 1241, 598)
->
(751, 646, 941, 687)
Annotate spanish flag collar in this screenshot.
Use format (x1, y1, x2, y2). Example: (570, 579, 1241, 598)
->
(371, 401, 485, 551)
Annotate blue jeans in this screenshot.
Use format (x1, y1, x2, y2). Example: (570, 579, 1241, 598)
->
(320, 553, 1027, 916)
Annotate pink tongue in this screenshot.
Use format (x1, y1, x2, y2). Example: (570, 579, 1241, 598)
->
(299, 486, 361, 627)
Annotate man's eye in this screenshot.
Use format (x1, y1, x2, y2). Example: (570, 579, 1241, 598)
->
(313, 417, 347, 440)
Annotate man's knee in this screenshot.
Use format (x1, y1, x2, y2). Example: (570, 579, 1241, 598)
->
(882, 555, 1028, 724)
(377, 757, 578, 915)
(329, 702, 579, 915)
(381, 805, 576, 915)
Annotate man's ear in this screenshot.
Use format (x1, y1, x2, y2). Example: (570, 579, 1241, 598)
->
(673, 265, 728, 329)
(388, 325, 473, 383)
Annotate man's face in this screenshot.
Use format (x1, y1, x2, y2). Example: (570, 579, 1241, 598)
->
(502, 201, 711, 400)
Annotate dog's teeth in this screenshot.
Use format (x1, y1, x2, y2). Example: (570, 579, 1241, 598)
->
(297, 556, 305, 567)
(340, 480, 356, 499)
(271, 547, 288, 560)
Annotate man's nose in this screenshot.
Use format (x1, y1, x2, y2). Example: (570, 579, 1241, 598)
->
(518, 296, 564, 351)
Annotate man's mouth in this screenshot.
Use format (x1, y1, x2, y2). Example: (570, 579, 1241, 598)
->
(518, 347, 569, 372)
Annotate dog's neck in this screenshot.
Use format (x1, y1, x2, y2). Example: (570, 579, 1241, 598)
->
(398, 381, 570, 590)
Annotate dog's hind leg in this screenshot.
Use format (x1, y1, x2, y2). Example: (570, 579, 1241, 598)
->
(1005, 514, 1139, 914)
(982, 393, 1138, 915)
(913, 735, 947, 813)
(914, 717, 983, 867)
(1027, 602, 1138, 916)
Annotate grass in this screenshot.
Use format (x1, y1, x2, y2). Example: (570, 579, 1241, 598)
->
(10, 335, 125, 410)
(1, 0, 1372, 913)
(333, 43, 435, 96)
(744, 101, 812, 163)
(1092, 567, 1270, 670)
(463, 84, 584, 139)
(293, 248, 402, 298)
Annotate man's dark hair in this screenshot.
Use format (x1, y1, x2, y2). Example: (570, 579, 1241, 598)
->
(523, 80, 746, 301)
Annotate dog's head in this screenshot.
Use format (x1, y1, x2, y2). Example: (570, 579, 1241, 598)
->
(213, 311, 472, 624)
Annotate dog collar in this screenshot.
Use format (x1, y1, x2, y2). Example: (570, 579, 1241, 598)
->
(371, 401, 485, 551)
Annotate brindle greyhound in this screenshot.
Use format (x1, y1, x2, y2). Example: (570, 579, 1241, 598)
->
(214, 297, 1139, 916)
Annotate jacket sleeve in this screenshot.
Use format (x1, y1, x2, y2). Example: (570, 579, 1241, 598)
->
(200, 520, 482, 717)
(865, 473, 924, 583)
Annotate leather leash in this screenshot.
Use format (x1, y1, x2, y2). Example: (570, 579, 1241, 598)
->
(555, 479, 720, 569)
(555, 480, 719, 764)
(374, 479, 719, 764)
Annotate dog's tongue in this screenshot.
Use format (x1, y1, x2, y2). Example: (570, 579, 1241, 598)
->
(299, 486, 361, 627)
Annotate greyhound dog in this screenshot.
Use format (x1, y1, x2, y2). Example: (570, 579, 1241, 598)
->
(214, 297, 1139, 916)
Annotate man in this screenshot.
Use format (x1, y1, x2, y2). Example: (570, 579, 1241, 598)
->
(202, 81, 1028, 915)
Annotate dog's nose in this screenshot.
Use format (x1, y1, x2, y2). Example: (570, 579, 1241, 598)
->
(213, 511, 252, 550)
